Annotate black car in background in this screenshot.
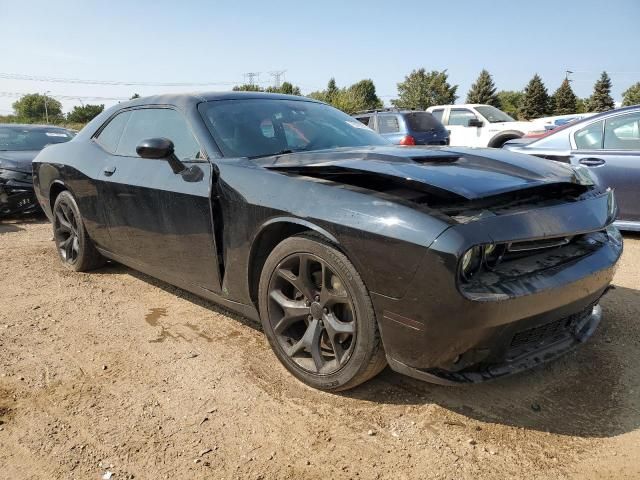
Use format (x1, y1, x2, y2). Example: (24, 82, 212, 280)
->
(504, 105, 640, 231)
(33, 92, 621, 391)
(0, 124, 74, 217)
(354, 109, 449, 146)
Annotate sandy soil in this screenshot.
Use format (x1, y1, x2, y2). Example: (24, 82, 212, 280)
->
(1, 218, 639, 480)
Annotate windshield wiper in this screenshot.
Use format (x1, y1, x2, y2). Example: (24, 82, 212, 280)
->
(248, 149, 306, 159)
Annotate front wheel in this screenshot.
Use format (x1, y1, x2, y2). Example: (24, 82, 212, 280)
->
(258, 235, 386, 391)
(52, 190, 105, 272)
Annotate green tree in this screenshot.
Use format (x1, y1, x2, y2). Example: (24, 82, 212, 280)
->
(265, 81, 302, 95)
(232, 84, 263, 92)
(575, 97, 589, 113)
(307, 78, 383, 114)
(66, 104, 104, 123)
(496, 90, 524, 118)
(518, 74, 551, 119)
(130, 93, 141, 99)
(622, 82, 640, 106)
(466, 69, 500, 107)
(586, 71, 615, 112)
(392, 69, 458, 110)
(12, 93, 63, 123)
(551, 79, 577, 115)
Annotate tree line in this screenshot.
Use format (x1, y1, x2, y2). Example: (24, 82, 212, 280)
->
(3, 72, 640, 127)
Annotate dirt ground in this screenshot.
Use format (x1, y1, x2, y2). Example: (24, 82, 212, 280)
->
(0, 218, 639, 480)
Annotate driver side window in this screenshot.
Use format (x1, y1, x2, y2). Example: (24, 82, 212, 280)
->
(575, 120, 603, 150)
(447, 109, 477, 126)
(116, 108, 201, 160)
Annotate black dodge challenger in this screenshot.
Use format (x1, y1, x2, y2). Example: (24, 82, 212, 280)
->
(33, 92, 623, 391)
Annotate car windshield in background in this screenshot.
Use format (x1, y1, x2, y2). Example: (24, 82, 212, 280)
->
(404, 112, 443, 131)
(475, 106, 515, 123)
(199, 99, 389, 158)
(0, 127, 73, 151)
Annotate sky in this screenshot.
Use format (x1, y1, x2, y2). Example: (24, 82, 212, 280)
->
(1, 0, 639, 115)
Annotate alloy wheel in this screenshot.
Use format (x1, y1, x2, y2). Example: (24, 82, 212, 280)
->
(267, 253, 356, 375)
(54, 200, 80, 264)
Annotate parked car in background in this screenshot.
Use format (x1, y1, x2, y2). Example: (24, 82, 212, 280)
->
(33, 92, 622, 391)
(504, 105, 640, 231)
(524, 113, 598, 139)
(426, 104, 539, 148)
(353, 109, 449, 146)
(0, 124, 74, 217)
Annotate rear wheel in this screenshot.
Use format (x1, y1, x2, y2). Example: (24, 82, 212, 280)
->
(52, 191, 104, 272)
(258, 235, 386, 391)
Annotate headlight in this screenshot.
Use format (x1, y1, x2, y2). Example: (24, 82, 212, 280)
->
(573, 165, 595, 186)
(606, 224, 623, 247)
(460, 246, 482, 280)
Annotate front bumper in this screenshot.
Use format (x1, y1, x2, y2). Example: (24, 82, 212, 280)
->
(372, 191, 623, 385)
(0, 170, 38, 217)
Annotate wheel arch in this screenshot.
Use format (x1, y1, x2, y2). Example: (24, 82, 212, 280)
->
(488, 130, 524, 148)
(49, 180, 71, 212)
(247, 217, 340, 309)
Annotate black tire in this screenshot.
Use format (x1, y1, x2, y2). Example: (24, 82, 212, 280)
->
(52, 190, 105, 272)
(258, 235, 386, 391)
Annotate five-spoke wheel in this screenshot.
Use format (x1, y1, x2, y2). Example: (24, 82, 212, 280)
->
(259, 235, 386, 391)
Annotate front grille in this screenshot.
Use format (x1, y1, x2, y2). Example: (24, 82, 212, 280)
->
(509, 303, 594, 352)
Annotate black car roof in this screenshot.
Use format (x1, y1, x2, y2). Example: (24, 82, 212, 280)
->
(123, 91, 323, 109)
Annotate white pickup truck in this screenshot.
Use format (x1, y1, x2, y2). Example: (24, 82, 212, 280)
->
(426, 104, 539, 148)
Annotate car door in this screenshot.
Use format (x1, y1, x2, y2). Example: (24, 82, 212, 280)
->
(444, 108, 482, 147)
(570, 112, 640, 225)
(93, 106, 221, 292)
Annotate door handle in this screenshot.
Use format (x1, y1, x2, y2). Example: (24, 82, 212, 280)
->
(579, 157, 605, 167)
(103, 166, 116, 176)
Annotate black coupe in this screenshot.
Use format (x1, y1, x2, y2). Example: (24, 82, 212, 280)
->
(33, 92, 622, 391)
(0, 124, 73, 216)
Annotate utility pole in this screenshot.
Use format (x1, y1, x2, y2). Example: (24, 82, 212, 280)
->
(243, 72, 260, 86)
(269, 70, 287, 88)
(44, 90, 50, 124)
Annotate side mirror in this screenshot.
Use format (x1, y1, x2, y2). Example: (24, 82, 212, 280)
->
(136, 137, 186, 174)
(467, 118, 483, 128)
(136, 137, 175, 159)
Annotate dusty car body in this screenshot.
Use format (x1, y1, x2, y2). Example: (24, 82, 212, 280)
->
(32, 92, 622, 390)
(0, 124, 73, 217)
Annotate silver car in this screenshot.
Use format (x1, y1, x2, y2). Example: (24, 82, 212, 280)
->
(504, 106, 640, 231)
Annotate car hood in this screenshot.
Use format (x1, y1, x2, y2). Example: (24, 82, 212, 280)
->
(256, 145, 581, 201)
(0, 150, 38, 173)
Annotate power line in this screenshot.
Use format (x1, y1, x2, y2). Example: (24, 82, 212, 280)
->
(0, 72, 251, 87)
(0, 91, 129, 101)
(269, 70, 287, 88)
(243, 72, 260, 86)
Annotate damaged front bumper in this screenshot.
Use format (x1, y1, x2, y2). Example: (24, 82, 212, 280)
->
(0, 168, 39, 217)
(373, 190, 623, 385)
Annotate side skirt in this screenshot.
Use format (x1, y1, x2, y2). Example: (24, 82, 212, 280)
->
(96, 247, 260, 322)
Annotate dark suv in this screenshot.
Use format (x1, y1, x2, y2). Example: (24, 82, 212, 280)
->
(354, 109, 449, 146)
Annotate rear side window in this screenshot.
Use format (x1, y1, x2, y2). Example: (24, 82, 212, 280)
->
(575, 120, 603, 150)
(355, 116, 371, 126)
(604, 112, 640, 150)
(405, 112, 442, 132)
(431, 109, 444, 122)
(116, 108, 201, 160)
(95, 111, 131, 153)
(378, 115, 401, 134)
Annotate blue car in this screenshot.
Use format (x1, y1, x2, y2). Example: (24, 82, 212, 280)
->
(354, 109, 449, 146)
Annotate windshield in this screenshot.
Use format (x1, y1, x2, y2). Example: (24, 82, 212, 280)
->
(404, 112, 444, 131)
(0, 126, 73, 151)
(199, 99, 389, 158)
(475, 106, 515, 123)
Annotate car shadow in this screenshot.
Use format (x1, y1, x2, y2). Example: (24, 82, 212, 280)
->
(91, 261, 639, 439)
(345, 284, 640, 439)
(0, 213, 48, 233)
